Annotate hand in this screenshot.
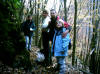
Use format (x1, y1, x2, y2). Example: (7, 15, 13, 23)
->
(62, 29, 69, 38)
(61, 51, 65, 54)
(30, 28, 33, 31)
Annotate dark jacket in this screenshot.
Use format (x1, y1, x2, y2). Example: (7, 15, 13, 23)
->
(48, 16, 71, 41)
(48, 17, 57, 41)
(22, 20, 36, 37)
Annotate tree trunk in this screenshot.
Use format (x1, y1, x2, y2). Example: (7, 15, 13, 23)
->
(89, 0, 100, 74)
(64, 0, 67, 21)
(72, 0, 77, 66)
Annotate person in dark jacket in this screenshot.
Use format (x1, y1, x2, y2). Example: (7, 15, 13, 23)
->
(22, 15, 36, 51)
(48, 9, 71, 66)
(49, 9, 71, 42)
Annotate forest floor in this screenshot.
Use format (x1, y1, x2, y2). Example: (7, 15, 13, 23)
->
(0, 46, 84, 74)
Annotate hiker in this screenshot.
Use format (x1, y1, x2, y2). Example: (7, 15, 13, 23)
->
(22, 15, 36, 51)
(41, 9, 51, 66)
(48, 9, 71, 66)
(51, 19, 70, 74)
(49, 9, 71, 43)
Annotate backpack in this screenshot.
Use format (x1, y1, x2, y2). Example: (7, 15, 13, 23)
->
(68, 39, 71, 49)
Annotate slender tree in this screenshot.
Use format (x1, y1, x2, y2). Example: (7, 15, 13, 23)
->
(72, 0, 77, 66)
(89, 0, 100, 73)
(64, 0, 67, 21)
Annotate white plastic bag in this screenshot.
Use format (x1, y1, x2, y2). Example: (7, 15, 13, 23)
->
(36, 52, 45, 62)
(30, 28, 33, 31)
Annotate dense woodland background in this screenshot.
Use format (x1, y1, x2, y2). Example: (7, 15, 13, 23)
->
(0, 0, 100, 74)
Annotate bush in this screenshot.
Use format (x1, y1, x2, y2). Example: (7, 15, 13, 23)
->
(0, 0, 32, 70)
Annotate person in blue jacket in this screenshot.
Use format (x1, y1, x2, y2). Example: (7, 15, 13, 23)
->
(51, 19, 70, 74)
(22, 15, 36, 51)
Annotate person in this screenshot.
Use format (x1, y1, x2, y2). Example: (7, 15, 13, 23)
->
(48, 9, 71, 66)
(40, 9, 51, 66)
(22, 15, 36, 51)
(51, 19, 70, 74)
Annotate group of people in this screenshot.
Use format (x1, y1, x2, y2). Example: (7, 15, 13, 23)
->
(22, 9, 71, 74)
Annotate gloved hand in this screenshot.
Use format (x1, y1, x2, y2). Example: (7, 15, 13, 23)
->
(61, 51, 65, 54)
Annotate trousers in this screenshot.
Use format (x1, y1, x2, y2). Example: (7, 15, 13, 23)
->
(25, 36, 32, 50)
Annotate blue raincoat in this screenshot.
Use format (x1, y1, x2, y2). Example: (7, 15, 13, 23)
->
(51, 27, 70, 56)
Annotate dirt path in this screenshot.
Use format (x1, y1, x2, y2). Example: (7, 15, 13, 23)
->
(29, 46, 83, 74)
(0, 46, 84, 74)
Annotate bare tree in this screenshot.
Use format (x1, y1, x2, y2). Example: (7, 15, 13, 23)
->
(64, 0, 67, 21)
(72, 0, 77, 66)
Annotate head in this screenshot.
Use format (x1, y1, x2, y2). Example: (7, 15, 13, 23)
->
(42, 9, 48, 18)
(27, 15, 32, 21)
(56, 19, 64, 28)
(50, 9, 56, 18)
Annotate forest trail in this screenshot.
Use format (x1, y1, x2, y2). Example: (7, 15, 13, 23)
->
(0, 46, 84, 74)
(30, 46, 84, 74)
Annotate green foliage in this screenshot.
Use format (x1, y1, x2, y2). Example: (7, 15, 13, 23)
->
(0, 0, 32, 70)
(13, 50, 32, 71)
